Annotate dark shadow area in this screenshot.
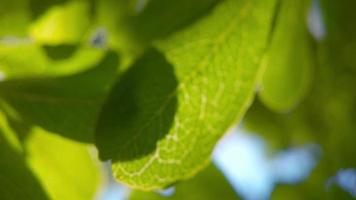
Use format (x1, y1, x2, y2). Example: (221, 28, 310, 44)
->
(29, 0, 68, 19)
(0, 129, 49, 200)
(119, 0, 221, 43)
(95, 48, 178, 161)
(43, 45, 78, 61)
(6, 116, 32, 144)
(0, 50, 120, 143)
(29, 0, 96, 23)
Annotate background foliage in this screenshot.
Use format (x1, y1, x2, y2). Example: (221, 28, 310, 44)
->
(0, 0, 355, 199)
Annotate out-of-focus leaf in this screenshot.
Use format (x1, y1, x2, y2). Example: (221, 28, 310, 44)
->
(0, 0, 31, 37)
(0, 51, 119, 142)
(271, 170, 355, 200)
(95, 0, 277, 190)
(130, 164, 240, 200)
(0, 43, 104, 80)
(320, 0, 356, 72)
(29, 1, 91, 45)
(24, 127, 100, 200)
(245, 0, 356, 196)
(243, 100, 316, 150)
(0, 111, 49, 200)
(259, 0, 315, 113)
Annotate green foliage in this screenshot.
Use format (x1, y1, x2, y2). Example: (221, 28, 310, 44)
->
(25, 128, 100, 200)
(96, 0, 277, 189)
(0, 51, 119, 142)
(0, 112, 49, 200)
(0, 111, 99, 200)
(0, 0, 355, 199)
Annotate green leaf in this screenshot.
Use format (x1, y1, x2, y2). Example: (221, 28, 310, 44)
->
(0, 51, 119, 142)
(24, 127, 100, 200)
(258, 0, 315, 113)
(95, 0, 277, 190)
(130, 164, 240, 200)
(0, 112, 49, 200)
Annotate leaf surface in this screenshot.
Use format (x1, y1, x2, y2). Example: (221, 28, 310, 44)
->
(96, 0, 277, 189)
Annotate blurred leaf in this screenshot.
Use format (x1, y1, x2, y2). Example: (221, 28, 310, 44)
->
(0, 51, 119, 142)
(95, 0, 219, 48)
(24, 127, 100, 200)
(29, 1, 91, 45)
(259, 0, 315, 113)
(243, 99, 316, 150)
(320, 0, 356, 72)
(95, 0, 277, 190)
(0, 43, 104, 80)
(244, 0, 356, 197)
(130, 164, 240, 200)
(0, 111, 49, 200)
(0, 0, 31, 37)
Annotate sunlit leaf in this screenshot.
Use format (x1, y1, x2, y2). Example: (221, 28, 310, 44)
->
(95, 0, 277, 190)
(24, 127, 100, 200)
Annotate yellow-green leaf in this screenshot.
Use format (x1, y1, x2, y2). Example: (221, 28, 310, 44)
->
(95, 0, 277, 190)
(24, 127, 100, 200)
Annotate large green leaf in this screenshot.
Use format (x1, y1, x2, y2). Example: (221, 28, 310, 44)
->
(0, 112, 49, 200)
(258, 0, 315, 113)
(130, 164, 240, 200)
(0, 51, 119, 142)
(95, 0, 277, 190)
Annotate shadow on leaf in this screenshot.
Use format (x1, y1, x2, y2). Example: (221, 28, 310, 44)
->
(95, 48, 178, 161)
(43, 44, 78, 61)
